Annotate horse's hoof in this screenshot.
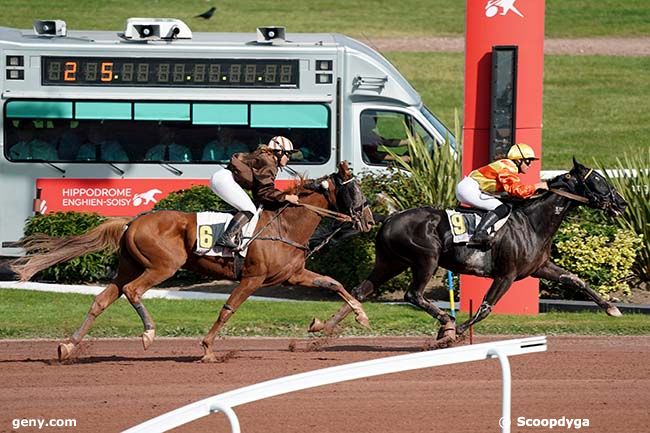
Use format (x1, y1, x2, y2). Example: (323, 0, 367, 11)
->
(607, 306, 622, 317)
(308, 317, 325, 333)
(142, 329, 156, 350)
(57, 342, 76, 361)
(443, 326, 456, 341)
(200, 352, 218, 363)
(355, 312, 371, 329)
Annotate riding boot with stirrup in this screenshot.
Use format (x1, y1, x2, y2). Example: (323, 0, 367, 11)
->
(467, 210, 501, 247)
(216, 211, 252, 249)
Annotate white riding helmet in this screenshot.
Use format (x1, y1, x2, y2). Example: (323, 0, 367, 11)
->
(267, 136, 294, 153)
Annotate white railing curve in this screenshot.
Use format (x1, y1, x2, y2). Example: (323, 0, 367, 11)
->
(124, 336, 547, 433)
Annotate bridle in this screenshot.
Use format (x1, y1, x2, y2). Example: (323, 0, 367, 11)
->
(239, 174, 366, 254)
(300, 174, 369, 224)
(549, 169, 621, 207)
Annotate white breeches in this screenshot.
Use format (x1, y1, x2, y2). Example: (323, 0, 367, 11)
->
(455, 177, 503, 210)
(209, 168, 257, 214)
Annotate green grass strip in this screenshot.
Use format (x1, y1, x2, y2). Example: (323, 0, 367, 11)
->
(0, 289, 647, 339)
(1, 1, 648, 38)
(387, 52, 650, 169)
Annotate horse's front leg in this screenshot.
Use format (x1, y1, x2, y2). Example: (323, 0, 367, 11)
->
(287, 269, 370, 334)
(532, 261, 622, 316)
(201, 276, 265, 362)
(307, 279, 375, 334)
(456, 276, 515, 335)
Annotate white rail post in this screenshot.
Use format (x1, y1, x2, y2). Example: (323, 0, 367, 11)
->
(209, 404, 240, 433)
(488, 348, 511, 433)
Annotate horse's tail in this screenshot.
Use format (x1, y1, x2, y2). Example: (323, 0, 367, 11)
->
(11, 217, 132, 281)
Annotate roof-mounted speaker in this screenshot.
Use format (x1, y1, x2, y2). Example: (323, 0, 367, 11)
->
(121, 18, 192, 41)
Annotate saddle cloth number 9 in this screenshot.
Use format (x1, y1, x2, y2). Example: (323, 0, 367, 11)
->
(445, 209, 472, 244)
(450, 213, 467, 237)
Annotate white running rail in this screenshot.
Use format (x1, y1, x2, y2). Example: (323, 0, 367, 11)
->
(123, 336, 547, 433)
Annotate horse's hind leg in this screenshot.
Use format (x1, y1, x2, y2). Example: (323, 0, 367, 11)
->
(122, 267, 178, 350)
(58, 282, 122, 361)
(58, 252, 141, 361)
(403, 255, 456, 341)
(287, 269, 371, 334)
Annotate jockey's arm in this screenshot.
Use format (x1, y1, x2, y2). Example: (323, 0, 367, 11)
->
(252, 164, 287, 205)
(497, 171, 537, 199)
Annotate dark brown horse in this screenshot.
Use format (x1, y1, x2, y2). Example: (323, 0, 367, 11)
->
(13, 162, 374, 362)
(310, 159, 628, 340)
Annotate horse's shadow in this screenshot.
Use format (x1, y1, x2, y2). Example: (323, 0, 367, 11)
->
(0, 355, 202, 365)
(0, 338, 462, 365)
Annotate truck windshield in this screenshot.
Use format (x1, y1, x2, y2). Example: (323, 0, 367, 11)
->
(420, 106, 456, 149)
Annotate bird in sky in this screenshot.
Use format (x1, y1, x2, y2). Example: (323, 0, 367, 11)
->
(196, 6, 217, 19)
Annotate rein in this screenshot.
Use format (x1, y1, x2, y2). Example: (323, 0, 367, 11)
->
(297, 202, 352, 223)
(549, 188, 590, 204)
(239, 198, 352, 253)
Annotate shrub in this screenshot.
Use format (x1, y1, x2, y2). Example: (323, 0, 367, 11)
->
(23, 212, 117, 283)
(153, 185, 230, 212)
(596, 150, 649, 281)
(544, 207, 642, 299)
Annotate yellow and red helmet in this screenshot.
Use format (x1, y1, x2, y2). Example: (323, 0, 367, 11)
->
(507, 143, 538, 161)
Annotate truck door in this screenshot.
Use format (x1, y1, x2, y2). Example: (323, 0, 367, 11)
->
(349, 104, 451, 173)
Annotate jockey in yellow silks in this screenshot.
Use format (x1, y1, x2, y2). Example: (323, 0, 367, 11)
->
(455, 143, 548, 246)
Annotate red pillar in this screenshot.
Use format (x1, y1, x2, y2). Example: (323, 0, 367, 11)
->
(461, 0, 545, 315)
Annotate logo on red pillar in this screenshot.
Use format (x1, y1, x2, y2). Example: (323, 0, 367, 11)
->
(485, 0, 524, 18)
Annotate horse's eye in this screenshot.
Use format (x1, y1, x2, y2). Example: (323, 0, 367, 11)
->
(564, 174, 571, 179)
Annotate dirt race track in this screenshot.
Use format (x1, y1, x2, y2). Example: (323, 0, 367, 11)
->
(0, 336, 648, 433)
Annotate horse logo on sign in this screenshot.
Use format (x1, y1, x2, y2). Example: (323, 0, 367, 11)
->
(485, 0, 524, 18)
(133, 189, 162, 206)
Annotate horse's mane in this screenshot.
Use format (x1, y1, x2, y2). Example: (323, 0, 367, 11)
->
(282, 174, 307, 195)
(284, 174, 332, 196)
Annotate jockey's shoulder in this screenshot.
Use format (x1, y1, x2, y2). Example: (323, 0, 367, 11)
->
(492, 158, 518, 171)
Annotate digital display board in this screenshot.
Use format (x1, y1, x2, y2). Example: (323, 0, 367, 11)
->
(42, 57, 299, 88)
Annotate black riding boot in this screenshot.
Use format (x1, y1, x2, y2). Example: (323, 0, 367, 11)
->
(467, 210, 501, 246)
(216, 211, 252, 249)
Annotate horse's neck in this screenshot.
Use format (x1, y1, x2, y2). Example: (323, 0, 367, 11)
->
(270, 191, 327, 243)
(519, 192, 574, 241)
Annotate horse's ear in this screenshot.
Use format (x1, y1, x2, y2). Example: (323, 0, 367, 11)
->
(337, 160, 353, 181)
(572, 156, 585, 169)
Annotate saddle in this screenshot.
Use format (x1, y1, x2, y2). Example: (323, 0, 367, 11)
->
(194, 209, 261, 258)
(445, 208, 510, 244)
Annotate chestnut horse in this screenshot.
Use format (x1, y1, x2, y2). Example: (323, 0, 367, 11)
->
(13, 162, 374, 362)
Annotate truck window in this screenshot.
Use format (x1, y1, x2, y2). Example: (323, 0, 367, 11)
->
(360, 109, 439, 165)
(4, 101, 331, 165)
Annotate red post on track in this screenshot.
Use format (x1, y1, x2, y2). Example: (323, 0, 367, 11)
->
(461, 0, 546, 315)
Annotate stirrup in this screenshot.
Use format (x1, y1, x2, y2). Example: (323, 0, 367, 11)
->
(215, 235, 239, 249)
(467, 232, 492, 248)
(468, 231, 489, 243)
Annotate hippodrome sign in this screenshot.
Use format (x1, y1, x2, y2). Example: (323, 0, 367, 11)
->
(0, 18, 454, 255)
